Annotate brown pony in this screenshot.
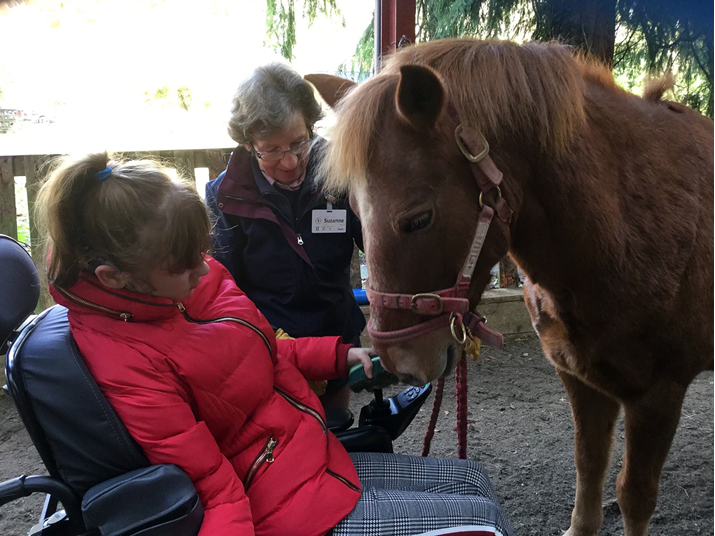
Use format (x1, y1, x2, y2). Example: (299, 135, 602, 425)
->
(306, 38, 713, 536)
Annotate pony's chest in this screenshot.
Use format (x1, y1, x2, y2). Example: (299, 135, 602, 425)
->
(522, 282, 581, 373)
(522, 281, 652, 398)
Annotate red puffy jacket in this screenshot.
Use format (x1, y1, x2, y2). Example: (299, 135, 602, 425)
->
(49, 258, 361, 536)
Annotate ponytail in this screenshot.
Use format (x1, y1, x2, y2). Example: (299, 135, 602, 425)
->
(36, 153, 113, 287)
(35, 153, 211, 289)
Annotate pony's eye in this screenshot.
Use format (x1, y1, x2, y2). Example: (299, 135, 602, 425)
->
(401, 210, 433, 233)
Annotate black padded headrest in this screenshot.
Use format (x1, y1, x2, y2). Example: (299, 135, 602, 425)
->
(6, 306, 149, 496)
(0, 235, 41, 347)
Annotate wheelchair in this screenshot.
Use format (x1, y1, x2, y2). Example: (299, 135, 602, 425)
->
(0, 235, 431, 536)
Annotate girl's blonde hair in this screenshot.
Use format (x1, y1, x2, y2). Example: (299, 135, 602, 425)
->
(35, 152, 212, 289)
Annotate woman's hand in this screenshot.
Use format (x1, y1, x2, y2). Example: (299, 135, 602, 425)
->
(346, 347, 376, 379)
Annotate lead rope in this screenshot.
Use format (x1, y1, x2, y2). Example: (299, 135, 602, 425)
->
(421, 351, 470, 459)
(456, 352, 468, 459)
(421, 376, 445, 457)
(422, 333, 481, 459)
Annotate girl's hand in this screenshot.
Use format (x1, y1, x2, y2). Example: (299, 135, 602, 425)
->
(346, 347, 376, 379)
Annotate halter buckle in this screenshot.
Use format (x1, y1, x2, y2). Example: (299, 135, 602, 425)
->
(411, 293, 444, 316)
(455, 125, 490, 163)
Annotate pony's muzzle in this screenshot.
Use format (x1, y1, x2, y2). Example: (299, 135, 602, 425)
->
(373, 329, 456, 385)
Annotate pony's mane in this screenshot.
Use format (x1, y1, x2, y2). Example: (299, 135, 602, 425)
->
(320, 39, 623, 194)
(642, 73, 674, 102)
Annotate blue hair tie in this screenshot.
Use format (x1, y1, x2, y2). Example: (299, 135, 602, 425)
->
(96, 167, 112, 181)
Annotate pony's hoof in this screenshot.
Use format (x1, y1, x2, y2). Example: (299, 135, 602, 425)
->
(563, 528, 599, 536)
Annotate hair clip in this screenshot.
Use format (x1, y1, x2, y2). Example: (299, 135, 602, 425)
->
(96, 167, 112, 181)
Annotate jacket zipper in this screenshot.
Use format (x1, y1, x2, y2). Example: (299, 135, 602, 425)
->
(326, 468, 361, 492)
(273, 386, 328, 435)
(178, 284, 358, 492)
(244, 436, 279, 491)
(176, 303, 272, 354)
(220, 193, 321, 247)
(54, 287, 133, 321)
(273, 387, 361, 492)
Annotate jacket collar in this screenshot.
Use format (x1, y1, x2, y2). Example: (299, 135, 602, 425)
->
(50, 273, 179, 323)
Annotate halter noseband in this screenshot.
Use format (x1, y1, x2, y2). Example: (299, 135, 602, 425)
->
(366, 106, 513, 350)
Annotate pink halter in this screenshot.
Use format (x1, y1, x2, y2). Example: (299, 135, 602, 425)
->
(366, 106, 513, 351)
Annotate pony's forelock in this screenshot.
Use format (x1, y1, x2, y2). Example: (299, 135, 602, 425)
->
(317, 76, 397, 195)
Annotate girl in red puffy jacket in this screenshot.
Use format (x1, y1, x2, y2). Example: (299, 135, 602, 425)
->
(35, 153, 512, 536)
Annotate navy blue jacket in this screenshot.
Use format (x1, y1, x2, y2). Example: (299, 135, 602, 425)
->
(205, 141, 365, 345)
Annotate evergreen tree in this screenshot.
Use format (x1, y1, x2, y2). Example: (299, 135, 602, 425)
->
(265, 0, 342, 60)
(349, 0, 713, 117)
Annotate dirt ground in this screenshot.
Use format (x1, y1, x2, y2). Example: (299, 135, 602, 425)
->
(1, 332, 712, 535)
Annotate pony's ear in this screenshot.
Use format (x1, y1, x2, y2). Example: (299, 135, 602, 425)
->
(304, 74, 356, 108)
(396, 64, 445, 130)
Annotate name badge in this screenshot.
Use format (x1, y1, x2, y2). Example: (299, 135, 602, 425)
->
(312, 209, 347, 233)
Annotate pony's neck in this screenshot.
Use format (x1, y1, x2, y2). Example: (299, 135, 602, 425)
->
(501, 85, 625, 298)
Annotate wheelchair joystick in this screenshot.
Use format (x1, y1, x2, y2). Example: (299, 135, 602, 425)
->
(349, 357, 432, 441)
(365, 388, 391, 417)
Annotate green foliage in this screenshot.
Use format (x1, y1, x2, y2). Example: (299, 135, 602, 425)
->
(416, 0, 527, 40)
(615, 0, 713, 117)
(177, 86, 192, 112)
(143, 85, 194, 112)
(153, 86, 169, 100)
(337, 15, 375, 81)
(0, 114, 14, 134)
(265, 0, 296, 59)
(347, 0, 712, 118)
(265, 0, 341, 60)
(15, 179, 29, 246)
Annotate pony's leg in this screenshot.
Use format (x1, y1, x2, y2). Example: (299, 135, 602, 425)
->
(557, 370, 620, 536)
(617, 381, 686, 536)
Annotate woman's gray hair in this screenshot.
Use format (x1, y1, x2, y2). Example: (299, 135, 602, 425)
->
(227, 63, 324, 144)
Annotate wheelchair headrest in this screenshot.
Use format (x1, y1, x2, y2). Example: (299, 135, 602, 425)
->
(0, 235, 41, 347)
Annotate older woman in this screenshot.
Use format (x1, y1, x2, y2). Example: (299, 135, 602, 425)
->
(205, 63, 365, 411)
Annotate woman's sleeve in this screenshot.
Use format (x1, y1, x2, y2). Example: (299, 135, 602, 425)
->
(98, 355, 255, 536)
(276, 336, 353, 381)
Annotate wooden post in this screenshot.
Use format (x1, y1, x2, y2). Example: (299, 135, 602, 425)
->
(25, 155, 55, 311)
(394, 0, 416, 48)
(379, 0, 394, 61)
(183, 150, 196, 184)
(206, 149, 229, 181)
(0, 156, 17, 239)
(173, 150, 196, 185)
(378, 0, 416, 66)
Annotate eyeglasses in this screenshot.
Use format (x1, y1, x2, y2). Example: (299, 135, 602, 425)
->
(250, 138, 313, 162)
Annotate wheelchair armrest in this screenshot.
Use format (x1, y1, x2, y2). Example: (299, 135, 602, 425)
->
(326, 407, 354, 433)
(0, 474, 85, 532)
(82, 464, 203, 536)
(334, 424, 393, 453)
